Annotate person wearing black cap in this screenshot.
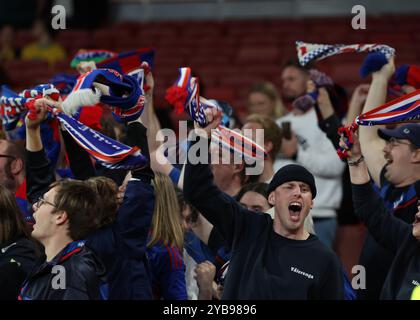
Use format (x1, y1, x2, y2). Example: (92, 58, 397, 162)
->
(357, 55, 420, 299)
(183, 107, 343, 299)
(341, 131, 420, 299)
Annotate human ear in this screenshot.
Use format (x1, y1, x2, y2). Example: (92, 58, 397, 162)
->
(55, 211, 68, 226)
(10, 158, 23, 175)
(268, 191, 275, 206)
(411, 148, 420, 164)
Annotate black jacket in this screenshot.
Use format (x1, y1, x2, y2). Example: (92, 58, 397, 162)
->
(184, 135, 344, 299)
(0, 237, 38, 299)
(25, 122, 155, 299)
(18, 241, 106, 300)
(352, 182, 420, 299)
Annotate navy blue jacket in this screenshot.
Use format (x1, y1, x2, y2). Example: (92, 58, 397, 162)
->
(26, 122, 155, 299)
(86, 177, 155, 299)
(18, 241, 106, 300)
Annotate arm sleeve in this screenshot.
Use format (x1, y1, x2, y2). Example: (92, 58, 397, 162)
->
(61, 129, 96, 180)
(207, 227, 228, 255)
(318, 114, 342, 151)
(183, 134, 253, 250)
(25, 149, 56, 204)
(113, 121, 154, 257)
(352, 182, 410, 254)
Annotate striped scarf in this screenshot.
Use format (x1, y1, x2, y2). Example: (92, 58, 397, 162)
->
(338, 90, 420, 159)
(165, 67, 267, 160)
(296, 41, 395, 66)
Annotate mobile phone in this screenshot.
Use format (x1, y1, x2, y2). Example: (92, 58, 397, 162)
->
(282, 121, 291, 140)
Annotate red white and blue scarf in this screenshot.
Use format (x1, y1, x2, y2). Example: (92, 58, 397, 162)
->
(338, 90, 420, 159)
(1, 84, 147, 170)
(49, 107, 147, 170)
(0, 84, 60, 130)
(68, 68, 145, 123)
(296, 41, 395, 66)
(165, 67, 267, 160)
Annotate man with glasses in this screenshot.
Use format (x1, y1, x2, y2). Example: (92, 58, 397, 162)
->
(0, 139, 29, 222)
(357, 55, 420, 299)
(340, 128, 420, 299)
(18, 179, 106, 300)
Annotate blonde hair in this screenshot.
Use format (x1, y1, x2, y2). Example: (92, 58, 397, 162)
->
(148, 172, 184, 250)
(249, 82, 287, 118)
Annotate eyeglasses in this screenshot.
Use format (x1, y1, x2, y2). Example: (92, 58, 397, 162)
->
(388, 137, 413, 148)
(33, 196, 57, 210)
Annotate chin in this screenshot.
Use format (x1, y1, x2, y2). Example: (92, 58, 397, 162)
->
(31, 229, 40, 240)
(413, 230, 420, 241)
(384, 170, 398, 185)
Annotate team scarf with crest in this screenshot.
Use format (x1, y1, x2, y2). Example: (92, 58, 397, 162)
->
(64, 68, 146, 123)
(47, 106, 148, 170)
(0, 83, 147, 170)
(296, 41, 395, 66)
(165, 67, 267, 160)
(338, 89, 420, 159)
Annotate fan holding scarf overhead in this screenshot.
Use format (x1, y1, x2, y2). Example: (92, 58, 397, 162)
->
(294, 41, 419, 159)
(0, 80, 148, 171)
(165, 67, 267, 162)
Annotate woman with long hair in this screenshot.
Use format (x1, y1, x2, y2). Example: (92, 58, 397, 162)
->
(147, 172, 187, 300)
(0, 185, 38, 299)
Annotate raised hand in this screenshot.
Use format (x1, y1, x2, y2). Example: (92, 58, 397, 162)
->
(194, 107, 222, 138)
(339, 129, 362, 162)
(25, 98, 51, 130)
(76, 61, 97, 75)
(350, 84, 370, 107)
(372, 55, 395, 82)
(141, 61, 154, 95)
(194, 261, 216, 300)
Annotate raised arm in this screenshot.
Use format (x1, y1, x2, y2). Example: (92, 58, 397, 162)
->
(112, 119, 155, 257)
(183, 108, 252, 249)
(341, 131, 410, 253)
(139, 62, 163, 153)
(61, 129, 96, 180)
(314, 85, 343, 150)
(346, 84, 370, 126)
(25, 98, 56, 204)
(359, 57, 395, 186)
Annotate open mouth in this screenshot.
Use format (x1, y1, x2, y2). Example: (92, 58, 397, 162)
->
(288, 202, 302, 222)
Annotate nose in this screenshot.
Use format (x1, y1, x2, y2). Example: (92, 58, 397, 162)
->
(291, 186, 302, 197)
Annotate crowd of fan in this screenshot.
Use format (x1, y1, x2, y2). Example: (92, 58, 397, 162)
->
(0, 26, 419, 300)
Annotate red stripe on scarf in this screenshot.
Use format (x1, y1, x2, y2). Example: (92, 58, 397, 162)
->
(15, 179, 27, 200)
(362, 89, 420, 118)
